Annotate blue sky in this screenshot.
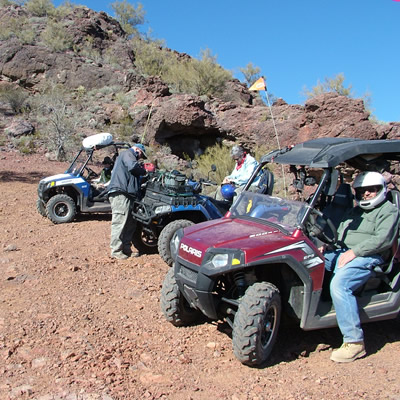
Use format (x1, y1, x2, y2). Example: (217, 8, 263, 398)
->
(57, 0, 399, 122)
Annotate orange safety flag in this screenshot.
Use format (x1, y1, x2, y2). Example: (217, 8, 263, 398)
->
(249, 77, 266, 91)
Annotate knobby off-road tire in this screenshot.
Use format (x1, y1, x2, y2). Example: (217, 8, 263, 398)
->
(232, 282, 281, 367)
(46, 194, 76, 224)
(131, 222, 158, 255)
(158, 219, 194, 266)
(36, 198, 47, 217)
(160, 268, 201, 326)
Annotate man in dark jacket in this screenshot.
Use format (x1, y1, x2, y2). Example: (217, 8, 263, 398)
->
(107, 144, 147, 259)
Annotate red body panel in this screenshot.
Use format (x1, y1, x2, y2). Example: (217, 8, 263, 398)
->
(178, 217, 326, 291)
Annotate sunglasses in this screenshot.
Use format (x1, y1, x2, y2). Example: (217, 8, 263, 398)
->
(355, 185, 380, 195)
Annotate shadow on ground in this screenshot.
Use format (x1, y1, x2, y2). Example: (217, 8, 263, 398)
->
(0, 170, 47, 184)
(216, 315, 400, 368)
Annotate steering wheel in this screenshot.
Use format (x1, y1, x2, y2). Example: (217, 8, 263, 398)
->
(306, 208, 338, 245)
(85, 166, 99, 179)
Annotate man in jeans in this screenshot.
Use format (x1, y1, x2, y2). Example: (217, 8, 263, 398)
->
(323, 171, 399, 362)
(107, 144, 147, 259)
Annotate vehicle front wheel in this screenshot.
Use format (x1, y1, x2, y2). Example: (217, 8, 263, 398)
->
(232, 282, 281, 367)
(160, 268, 201, 326)
(36, 198, 47, 217)
(158, 219, 194, 266)
(131, 222, 158, 254)
(46, 194, 77, 224)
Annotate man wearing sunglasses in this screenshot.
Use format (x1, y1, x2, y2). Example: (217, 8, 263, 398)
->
(323, 171, 399, 363)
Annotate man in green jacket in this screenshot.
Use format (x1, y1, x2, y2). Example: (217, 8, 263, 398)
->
(324, 171, 399, 363)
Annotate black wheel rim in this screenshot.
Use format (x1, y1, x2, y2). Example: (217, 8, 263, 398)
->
(54, 202, 69, 218)
(141, 231, 157, 248)
(261, 304, 277, 349)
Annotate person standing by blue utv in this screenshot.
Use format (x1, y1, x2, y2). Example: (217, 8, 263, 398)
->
(107, 144, 148, 260)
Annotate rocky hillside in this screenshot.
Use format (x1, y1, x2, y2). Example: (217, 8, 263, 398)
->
(1, 3, 400, 160)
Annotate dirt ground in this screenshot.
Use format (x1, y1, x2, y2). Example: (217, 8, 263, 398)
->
(0, 151, 400, 400)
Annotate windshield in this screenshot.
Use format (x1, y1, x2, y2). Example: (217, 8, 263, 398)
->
(66, 149, 90, 176)
(230, 192, 308, 232)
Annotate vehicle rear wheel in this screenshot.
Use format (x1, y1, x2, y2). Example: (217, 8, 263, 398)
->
(160, 268, 201, 326)
(132, 222, 158, 254)
(46, 194, 76, 224)
(36, 198, 47, 217)
(232, 282, 281, 367)
(158, 219, 194, 266)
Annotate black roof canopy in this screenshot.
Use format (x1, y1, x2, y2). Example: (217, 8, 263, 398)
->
(261, 137, 400, 168)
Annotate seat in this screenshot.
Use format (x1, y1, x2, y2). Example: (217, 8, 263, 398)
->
(256, 169, 274, 195)
(372, 189, 400, 289)
(322, 183, 354, 228)
(363, 189, 400, 292)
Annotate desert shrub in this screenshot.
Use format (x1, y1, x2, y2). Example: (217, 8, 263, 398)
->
(73, 36, 103, 63)
(13, 135, 36, 154)
(33, 83, 80, 160)
(111, 0, 145, 37)
(131, 37, 171, 77)
(303, 73, 353, 99)
(0, 16, 36, 43)
(0, 84, 29, 114)
(25, 0, 55, 17)
(115, 91, 136, 109)
(165, 49, 232, 97)
(113, 115, 135, 141)
(239, 62, 261, 87)
(53, 1, 75, 19)
(132, 39, 232, 97)
(193, 143, 234, 184)
(40, 20, 73, 52)
(0, 0, 14, 7)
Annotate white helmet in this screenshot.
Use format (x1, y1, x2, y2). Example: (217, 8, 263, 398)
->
(353, 171, 387, 210)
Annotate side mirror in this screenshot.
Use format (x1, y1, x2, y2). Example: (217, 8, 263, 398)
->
(211, 164, 217, 172)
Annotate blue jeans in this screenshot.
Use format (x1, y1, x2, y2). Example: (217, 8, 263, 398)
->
(324, 249, 383, 342)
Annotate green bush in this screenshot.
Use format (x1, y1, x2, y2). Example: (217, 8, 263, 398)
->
(239, 62, 261, 88)
(40, 20, 73, 52)
(25, 0, 56, 17)
(164, 49, 232, 97)
(111, 0, 145, 37)
(303, 73, 353, 99)
(33, 83, 81, 160)
(193, 143, 234, 184)
(0, 17, 36, 44)
(0, 84, 29, 114)
(131, 37, 171, 77)
(13, 135, 36, 154)
(131, 39, 232, 97)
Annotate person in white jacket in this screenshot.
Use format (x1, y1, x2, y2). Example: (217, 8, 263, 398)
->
(216, 145, 259, 200)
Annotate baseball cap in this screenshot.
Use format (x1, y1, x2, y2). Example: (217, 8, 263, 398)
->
(133, 143, 148, 159)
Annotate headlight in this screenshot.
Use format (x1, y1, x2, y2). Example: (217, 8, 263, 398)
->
(170, 231, 182, 259)
(154, 205, 172, 215)
(207, 250, 244, 271)
(211, 253, 229, 268)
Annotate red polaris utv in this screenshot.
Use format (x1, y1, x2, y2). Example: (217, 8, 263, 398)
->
(160, 137, 400, 367)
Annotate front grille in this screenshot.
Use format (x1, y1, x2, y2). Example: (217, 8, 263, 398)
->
(179, 265, 198, 282)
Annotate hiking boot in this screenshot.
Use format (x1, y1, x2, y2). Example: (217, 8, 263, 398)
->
(122, 249, 140, 258)
(111, 252, 129, 260)
(330, 342, 366, 363)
